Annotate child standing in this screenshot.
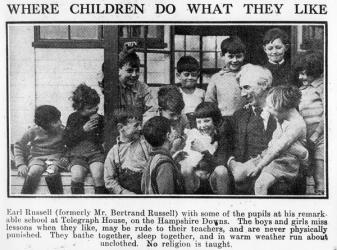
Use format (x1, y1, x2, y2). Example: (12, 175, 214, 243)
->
(65, 84, 106, 194)
(14, 105, 65, 194)
(205, 36, 245, 118)
(262, 28, 291, 87)
(141, 116, 184, 194)
(104, 108, 150, 194)
(143, 85, 190, 154)
(296, 52, 325, 194)
(248, 86, 309, 195)
(181, 102, 231, 194)
(176, 56, 205, 126)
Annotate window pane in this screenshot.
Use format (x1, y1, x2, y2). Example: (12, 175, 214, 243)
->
(217, 52, 223, 68)
(202, 52, 216, 68)
(175, 35, 185, 50)
(70, 26, 98, 40)
(40, 26, 68, 39)
(147, 26, 163, 39)
(186, 35, 200, 51)
(202, 36, 216, 51)
(185, 52, 200, 62)
(147, 53, 170, 84)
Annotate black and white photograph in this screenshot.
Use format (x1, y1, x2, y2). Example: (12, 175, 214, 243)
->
(8, 23, 327, 197)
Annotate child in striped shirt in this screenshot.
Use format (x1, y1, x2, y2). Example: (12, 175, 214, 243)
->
(297, 52, 325, 194)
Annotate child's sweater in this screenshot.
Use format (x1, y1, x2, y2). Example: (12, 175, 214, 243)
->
(64, 112, 104, 152)
(14, 126, 64, 167)
(205, 69, 243, 116)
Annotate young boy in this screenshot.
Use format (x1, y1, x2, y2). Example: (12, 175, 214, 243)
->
(141, 116, 184, 194)
(297, 52, 325, 194)
(176, 56, 205, 126)
(118, 46, 155, 115)
(205, 36, 246, 118)
(262, 28, 291, 87)
(143, 85, 190, 154)
(14, 105, 65, 194)
(104, 108, 150, 194)
(180, 102, 231, 194)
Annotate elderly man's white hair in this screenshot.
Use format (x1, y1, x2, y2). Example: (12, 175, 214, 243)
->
(237, 63, 273, 87)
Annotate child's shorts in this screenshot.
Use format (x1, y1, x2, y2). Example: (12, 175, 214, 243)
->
(68, 150, 104, 170)
(28, 154, 63, 170)
(261, 154, 300, 181)
(118, 168, 143, 194)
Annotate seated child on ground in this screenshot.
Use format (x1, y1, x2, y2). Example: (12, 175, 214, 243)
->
(296, 52, 325, 194)
(179, 102, 231, 194)
(248, 86, 309, 195)
(176, 56, 205, 126)
(14, 105, 65, 194)
(104, 108, 150, 194)
(64, 84, 106, 194)
(141, 116, 184, 194)
(143, 85, 190, 154)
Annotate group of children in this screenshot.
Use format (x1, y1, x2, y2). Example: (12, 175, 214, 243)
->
(14, 27, 325, 195)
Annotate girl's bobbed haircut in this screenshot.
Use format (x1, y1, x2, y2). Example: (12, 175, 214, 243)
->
(263, 28, 289, 46)
(71, 83, 100, 111)
(267, 85, 302, 112)
(194, 102, 222, 127)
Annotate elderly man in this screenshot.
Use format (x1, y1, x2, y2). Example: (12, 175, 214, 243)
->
(227, 64, 306, 195)
(227, 64, 276, 194)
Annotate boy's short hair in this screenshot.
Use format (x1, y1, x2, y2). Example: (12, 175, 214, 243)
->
(263, 28, 289, 46)
(71, 83, 100, 111)
(119, 52, 140, 69)
(220, 36, 246, 56)
(143, 116, 171, 147)
(237, 64, 273, 88)
(194, 102, 222, 127)
(267, 85, 302, 111)
(158, 86, 185, 114)
(294, 51, 323, 79)
(177, 56, 199, 73)
(113, 107, 142, 126)
(34, 105, 61, 130)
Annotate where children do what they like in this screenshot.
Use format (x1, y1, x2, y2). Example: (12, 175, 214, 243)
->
(14, 28, 325, 196)
(6, 3, 328, 15)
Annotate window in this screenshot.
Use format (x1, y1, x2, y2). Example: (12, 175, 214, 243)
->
(33, 25, 104, 48)
(301, 25, 324, 51)
(33, 25, 167, 49)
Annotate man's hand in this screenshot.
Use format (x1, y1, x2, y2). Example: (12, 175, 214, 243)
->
(18, 165, 28, 177)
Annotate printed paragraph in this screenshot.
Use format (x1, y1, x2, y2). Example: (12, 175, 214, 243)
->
(5, 208, 328, 248)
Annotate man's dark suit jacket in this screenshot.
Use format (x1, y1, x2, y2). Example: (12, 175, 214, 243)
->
(228, 106, 277, 163)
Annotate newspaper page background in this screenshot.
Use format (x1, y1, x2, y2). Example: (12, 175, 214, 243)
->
(1, 0, 337, 249)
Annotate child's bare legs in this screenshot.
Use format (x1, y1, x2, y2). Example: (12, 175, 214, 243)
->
(45, 164, 63, 194)
(21, 165, 44, 194)
(181, 165, 199, 194)
(89, 162, 106, 194)
(313, 159, 324, 194)
(254, 172, 277, 195)
(210, 165, 230, 194)
(71, 165, 87, 194)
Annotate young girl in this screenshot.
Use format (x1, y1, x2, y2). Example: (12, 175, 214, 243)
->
(248, 85, 309, 195)
(180, 102, 231, 194)
(65, 84, 106, 194)
(296, 52, 325, 194)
